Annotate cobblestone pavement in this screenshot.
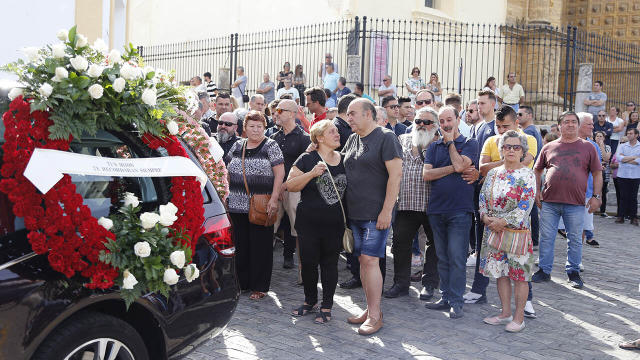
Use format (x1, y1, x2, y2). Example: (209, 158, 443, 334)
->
(184, 216, 640, 360)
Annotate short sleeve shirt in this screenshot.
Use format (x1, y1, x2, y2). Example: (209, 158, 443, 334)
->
(499, 83, 525, 104)
(593, 121, 613, 143)
(587, 92, 607, 117)
(269, 126, 311, 176)
(259, 81, 276, 103)
(276, 87, 300, 101)
(609, 117, 625, 140)
(225, 138, 284, 213)
(378, 83, 397, 99)
(342, 127, 403, 221)
(323, 72, 340, 92)
(425, 135, 479, 214)
(534, 139, 603, 206)
(480, 130, 538, 169)
(231, 75, 247, 99)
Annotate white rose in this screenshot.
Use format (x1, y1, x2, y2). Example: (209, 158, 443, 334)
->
(56, 29, 68, 41)
(8, 87, 23, 101)
(92, 38, 108, 54)
(97, 217, 113, 230)
(133, 241, 152, 258)
(169, 250, 185, 269)
(119, 63, 141, 81)
(158, 202, 179, 226)
(122, 270, 138, 290)
(52, 43, 66, 59)
(22, 47, 39, 62)
(166, 120, 179, 136)
(141, 88, 157, 106)
(112, 77, 125, 93)
(76, 34, 88, 47)
(88, 84, 103, 99)
(87, 64, 104, 78)
(163, 268, 179, 285)
(52, 67, 68, 82)
(139, 212, 160, 229)
(184, 264, 200, 283)
(123, 192, 140, 208)
(69, 56, 88, 72)
(38, 83, 53, 98)
(108, 49, 122, 64)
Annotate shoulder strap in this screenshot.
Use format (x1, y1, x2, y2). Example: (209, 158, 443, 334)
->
(241, 140, 251, 197)
(317, 152, 347, 225)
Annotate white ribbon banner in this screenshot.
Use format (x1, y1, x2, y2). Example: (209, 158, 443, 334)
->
(24, 148, 208, 194)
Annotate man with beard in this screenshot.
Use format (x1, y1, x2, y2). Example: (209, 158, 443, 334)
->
(384, 107, 441, 299)
(270, 99, 311, 269)
(423, 106, 479, 319)
(405, 90, 435, 133)
(203, 92, 233, 133)
(216, 112, 239, 164)
(467, 100, 482, 138)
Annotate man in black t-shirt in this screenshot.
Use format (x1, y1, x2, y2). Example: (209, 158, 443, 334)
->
(270, 100, 311, 269)
(333, 94, 356, 151)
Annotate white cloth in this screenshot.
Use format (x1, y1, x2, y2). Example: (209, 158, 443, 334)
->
(609, 117, 625, 140)
(275, 87, 300, 101)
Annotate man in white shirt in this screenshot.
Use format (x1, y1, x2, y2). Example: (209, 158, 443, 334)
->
(275, 78, 300, 104)
(378, 75, 397, 101)
(318, 52, 339, 80)
(497, 72, 525, 112)
(190, 76, 207, 93)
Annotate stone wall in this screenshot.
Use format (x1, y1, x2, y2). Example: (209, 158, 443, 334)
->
(563, 0, 640, 46)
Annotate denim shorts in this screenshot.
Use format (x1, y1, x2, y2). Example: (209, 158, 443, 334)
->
(350, 220, 389, 258)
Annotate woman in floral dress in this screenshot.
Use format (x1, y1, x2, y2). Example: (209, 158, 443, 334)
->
(479, 130, 536, 332)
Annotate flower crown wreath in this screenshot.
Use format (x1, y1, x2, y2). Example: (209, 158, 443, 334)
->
(1, 26, 228, 307)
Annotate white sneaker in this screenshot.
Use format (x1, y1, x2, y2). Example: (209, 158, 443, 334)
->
(579, 263, 584, 272)
(463, 291, 482, 301)
(466, 254, 477, 267)
(411, 254, 423, 267)
(534, 257, 539, 265)
(524, 300, 536, 318)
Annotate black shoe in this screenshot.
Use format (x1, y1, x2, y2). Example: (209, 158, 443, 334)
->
(464, 294, 487, 304)
(449, 305, 464, 319)
(410, 270, 422, 282)
(283, 257, 294, 269)
(568, 272, 584, 289)
(419, 285, 435, 300)
(384, 284, 409, 298)
(425, 298, 450, 310)
(586, 239, 600, 247)
(339, 277, 362, 289)
(531, 269, 551, 283)
(557, 230, 567, 238)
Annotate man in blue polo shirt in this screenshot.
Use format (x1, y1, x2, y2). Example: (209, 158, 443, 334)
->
(422, 105, 479, 319)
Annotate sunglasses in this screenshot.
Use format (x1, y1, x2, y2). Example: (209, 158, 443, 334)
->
(598, 114, 606, 117)
(517, 113, 524, 117)
(275, 108, 293, 114)
(218, 121, 236, 127)
(414, 119, 435, 125)
(415, 100, 432, 105)
(467, 109, 475, 113)
(385, 104, 400, 109)
(413, 71, 420, 74)
(383, 79, 390, 81)
(502, 144, 523, 151)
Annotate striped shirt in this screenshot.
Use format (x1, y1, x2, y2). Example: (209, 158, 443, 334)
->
(206, 81, 217, 99)
(398, 134, 431, 212)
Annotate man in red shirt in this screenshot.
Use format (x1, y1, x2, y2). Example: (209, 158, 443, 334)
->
(304, 87, 327, 127)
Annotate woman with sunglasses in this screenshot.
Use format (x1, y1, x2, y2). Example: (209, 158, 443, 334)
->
(627, 111, 639, 131)
(405, 67, 425, 104)
(293, 64, 306, 106)
(622, 101, 636, 123)
(426, 72, 442, 103)
(277, 62, 293, 90)
(479, 130, 536, 333)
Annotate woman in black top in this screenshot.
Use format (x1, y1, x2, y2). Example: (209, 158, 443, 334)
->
(286, 120, 346, 324)
(277, 62, 293, 90)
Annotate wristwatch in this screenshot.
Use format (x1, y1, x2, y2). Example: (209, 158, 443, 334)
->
(445, 141, 454, 147)
(592, 194, 601, 200)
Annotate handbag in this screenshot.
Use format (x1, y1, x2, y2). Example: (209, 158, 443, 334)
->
(318, 153, 353, 253)
(240, 82, 250, 103)
(242, 141, 277, 227)
(484, 171, 531, 256)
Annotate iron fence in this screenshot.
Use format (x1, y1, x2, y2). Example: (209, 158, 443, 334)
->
(139, 17, 640, 123)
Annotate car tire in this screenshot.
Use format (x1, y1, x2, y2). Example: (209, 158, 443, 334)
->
(32, 311, 150, 360)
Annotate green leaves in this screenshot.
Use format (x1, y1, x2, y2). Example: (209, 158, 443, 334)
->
(68, 25, 77, 46)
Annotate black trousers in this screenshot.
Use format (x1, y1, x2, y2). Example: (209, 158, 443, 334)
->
(391, 211, 439, 288)
(299, 231, 342, 309)
(618, 177, 640, 219)
(599, 181, 609, 213)
(614, 178, 622, 216)
(230, 212, 274, 292)
(347, 249, 386, 285)
(280, 215, 296, 259)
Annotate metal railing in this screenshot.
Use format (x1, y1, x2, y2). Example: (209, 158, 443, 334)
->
(139, 17, 640, 123)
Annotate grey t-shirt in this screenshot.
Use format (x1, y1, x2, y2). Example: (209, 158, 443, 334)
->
(342, 126, 403, 221)
(587, 92, 607, 117)
(232, 75, 247, 99)
(259, 81, 275, 103)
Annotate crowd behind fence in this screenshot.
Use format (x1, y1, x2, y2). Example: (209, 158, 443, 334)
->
(140, 16, 640, 123)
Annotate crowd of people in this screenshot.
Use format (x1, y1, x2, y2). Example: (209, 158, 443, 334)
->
(184, 61, 639, 340)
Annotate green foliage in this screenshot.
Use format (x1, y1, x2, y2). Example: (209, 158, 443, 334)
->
(99, 204, 192, 309)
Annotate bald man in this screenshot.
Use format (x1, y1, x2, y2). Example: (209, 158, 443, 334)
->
(216, 112, 239, 163)
(270, 99, 311, 269)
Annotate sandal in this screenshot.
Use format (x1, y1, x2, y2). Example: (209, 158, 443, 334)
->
(619, 339, 640, 350)
(249, 291, 266, 300)
(291, 303, 317, 317)
(314, 310, 332, 324)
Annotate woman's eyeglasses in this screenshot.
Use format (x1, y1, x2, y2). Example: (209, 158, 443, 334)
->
(502, 144, 523, 151)
(414, 119, 435, 125)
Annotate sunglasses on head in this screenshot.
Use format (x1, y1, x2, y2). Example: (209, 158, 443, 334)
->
(414, 119, 435, 125)
(275, 108, 292, 114)
(502, 144, 523, 151)
(218, 121, 236, 127)
(386, 104, 400, 109)
(415, 100, 432, 105)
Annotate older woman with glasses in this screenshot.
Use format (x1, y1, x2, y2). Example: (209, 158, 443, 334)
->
(405, 67, 425, 104)
(225, 111, 285, 300)
(479, 130, 536, 333)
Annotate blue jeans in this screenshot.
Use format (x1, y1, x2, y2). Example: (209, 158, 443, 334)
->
(428, 212, 472, 307)
(538, 202, 585, 274)
(350, 220, 390, 258)
(506, 103, 519, 112)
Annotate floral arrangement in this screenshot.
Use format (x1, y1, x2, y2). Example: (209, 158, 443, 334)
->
(0, 27, 210, 303)
(98, 193, 199, 308)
